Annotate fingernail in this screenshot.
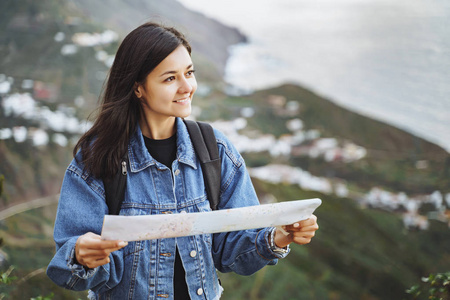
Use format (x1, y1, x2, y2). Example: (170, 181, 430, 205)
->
(119, 241, 128, 247)
(293, 223, 300, 228)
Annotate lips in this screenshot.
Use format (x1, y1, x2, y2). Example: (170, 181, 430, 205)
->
(173, 97, 190, 103)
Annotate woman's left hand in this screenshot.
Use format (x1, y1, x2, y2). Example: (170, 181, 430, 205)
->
(274, 215, 319, 248)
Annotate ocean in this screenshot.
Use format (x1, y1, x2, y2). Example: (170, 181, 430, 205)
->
(178, 0, 450, 153)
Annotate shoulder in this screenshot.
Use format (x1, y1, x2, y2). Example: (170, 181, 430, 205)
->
(67, 150, 86, 177)
(63, 155, 105, 199)
(66, 149, 103, 192)
(212, 127, 243, 168)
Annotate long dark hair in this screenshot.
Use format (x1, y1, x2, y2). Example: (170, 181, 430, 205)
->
(74, 22, 191, 178)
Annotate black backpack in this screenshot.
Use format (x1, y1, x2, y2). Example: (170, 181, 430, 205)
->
(103, 120, 221, 215)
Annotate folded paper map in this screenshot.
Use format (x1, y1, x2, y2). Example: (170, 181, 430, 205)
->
(101, 198, 321, 241)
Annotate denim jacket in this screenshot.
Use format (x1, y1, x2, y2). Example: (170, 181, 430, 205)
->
(47, 118, 289, 299)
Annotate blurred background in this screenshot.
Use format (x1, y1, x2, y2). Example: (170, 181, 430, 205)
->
(0, 0, 449, 299)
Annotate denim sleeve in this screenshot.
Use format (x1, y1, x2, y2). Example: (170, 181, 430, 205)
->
(46, 164, 124, 293)
(211, 132, 289, 276)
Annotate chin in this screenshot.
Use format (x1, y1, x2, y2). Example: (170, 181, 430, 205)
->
(174, 110, 191, 119)
(177, 107, 192, 119)
(179, 112, 191, 119)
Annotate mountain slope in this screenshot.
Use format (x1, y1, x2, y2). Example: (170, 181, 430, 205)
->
(69, 0, 246, 77)
(0, 0, 244, 205)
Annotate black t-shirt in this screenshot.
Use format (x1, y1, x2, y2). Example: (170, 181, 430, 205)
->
(143, 134, 190, 299)
(143, 134, 178, 170)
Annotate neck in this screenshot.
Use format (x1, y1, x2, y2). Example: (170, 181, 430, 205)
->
(139, 115, 176, 140)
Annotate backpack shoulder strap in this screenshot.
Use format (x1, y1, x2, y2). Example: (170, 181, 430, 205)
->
(103, 154, 128, 215)
(104, 120, 222, 214)
(184, 120, 221, 210)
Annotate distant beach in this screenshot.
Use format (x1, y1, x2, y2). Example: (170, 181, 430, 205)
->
(178, 0, 450, 153)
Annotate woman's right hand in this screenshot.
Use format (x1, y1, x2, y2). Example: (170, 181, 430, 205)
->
(75, 232, 128, 269)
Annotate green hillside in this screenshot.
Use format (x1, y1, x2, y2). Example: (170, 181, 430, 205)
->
(1, 182, 448, 299)
(219, 180, 450, 300)
(196, 84, 449, 195)
(248, 85, 449, 194)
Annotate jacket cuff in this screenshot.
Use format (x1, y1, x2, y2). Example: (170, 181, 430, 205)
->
(67, 244, 97, 279)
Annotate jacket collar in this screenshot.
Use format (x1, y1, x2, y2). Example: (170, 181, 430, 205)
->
(128, 117, 198, 173)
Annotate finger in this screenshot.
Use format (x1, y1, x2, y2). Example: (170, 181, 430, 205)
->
(297, 223, 319, 233)
(292, 236, 313, 245)
(93, 244, 129, 253)
(108, 245, 129, 252)
(283, 222, 301, 231)
(83, 231, 130, 248)
(284, 216, 318, 231)
(79, 243, 128, 257)
(77, 248, 114, 259)
(292, 231, 316, 239)
(77, 254, 108, 267)
(85, 257, 111, 269)
(81, 254, 112, 261)
(290, 224, 319, 233)
(297, 216, 317, 227)
(80, 238, 127, 250)
(284, 221, 311, 232)
(292, 229, 317, 244)
(97, 240, 128, 250)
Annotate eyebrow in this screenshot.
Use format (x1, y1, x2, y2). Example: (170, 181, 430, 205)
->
(159, 64, 194, 77)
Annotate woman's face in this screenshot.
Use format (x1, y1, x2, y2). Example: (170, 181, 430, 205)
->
(135, 45, 197, 124)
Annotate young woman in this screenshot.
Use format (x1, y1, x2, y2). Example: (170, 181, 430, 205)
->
(47, 22, 319, 300)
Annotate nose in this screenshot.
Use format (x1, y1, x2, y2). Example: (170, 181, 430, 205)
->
(178, 77, 194, 94)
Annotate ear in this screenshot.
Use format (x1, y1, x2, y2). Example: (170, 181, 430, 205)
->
(134, 82, 143, 98)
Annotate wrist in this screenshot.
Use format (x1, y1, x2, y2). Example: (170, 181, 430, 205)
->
(269, 228, 290, 255)
(273, 227, 291, 248)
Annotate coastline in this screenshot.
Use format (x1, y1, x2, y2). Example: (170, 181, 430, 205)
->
(179, 0, 450, 154)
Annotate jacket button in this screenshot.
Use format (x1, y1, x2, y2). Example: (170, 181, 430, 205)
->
(190, 250, 197, 258)
(197, 288, 203, 295)
(174, 169, 180, 176)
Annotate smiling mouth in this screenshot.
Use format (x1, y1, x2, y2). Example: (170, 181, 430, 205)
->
(174, 97, 190, 103)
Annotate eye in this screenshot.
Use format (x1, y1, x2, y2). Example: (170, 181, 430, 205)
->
(186, 69, 195, 76)
(164, 76, 175, 82)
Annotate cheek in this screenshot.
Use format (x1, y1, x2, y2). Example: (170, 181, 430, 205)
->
(150, 87, 175, 102)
